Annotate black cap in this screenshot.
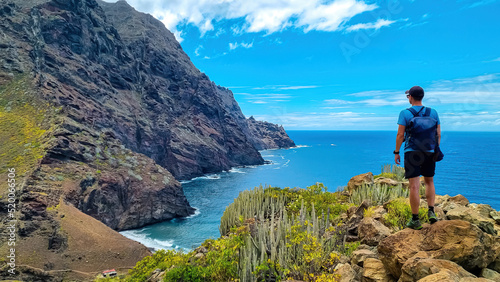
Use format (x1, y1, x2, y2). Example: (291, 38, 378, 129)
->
(405, 86, 424, 98)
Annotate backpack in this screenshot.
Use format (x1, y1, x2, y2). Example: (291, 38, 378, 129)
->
(405, 107, 438, 151)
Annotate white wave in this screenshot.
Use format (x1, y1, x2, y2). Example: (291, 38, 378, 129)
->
(191, 174, 221, 181)
(206, 174, 221, 179)
(185, 207, 201, 218)
(120, 230, 175, 251)
(229, 168, 246, 174)
(293, 145, 311, 148)
(283, 160, 290, 167)
(244, 165, 259, 168)
(180, 180, 192, 184)
(331, 144, 337, 146)
(261, 154, 275, 158)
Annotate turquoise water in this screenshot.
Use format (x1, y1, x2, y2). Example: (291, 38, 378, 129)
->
(121, 131, 500, 251)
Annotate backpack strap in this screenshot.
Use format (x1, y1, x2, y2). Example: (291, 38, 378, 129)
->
(424, 107, 431, 117)
(407, 107, 425, 117)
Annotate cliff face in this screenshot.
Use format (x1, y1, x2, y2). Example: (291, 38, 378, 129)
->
(246, 116, 296, 150)
(0, 0, 294, 279)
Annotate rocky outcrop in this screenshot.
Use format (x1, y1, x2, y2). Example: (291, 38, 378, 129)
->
(378, 220, 500, 279)
(246, 116, 296, 150)
(358, 217, 391, 246)
(334, 172, 500, 282)
(362, 258, 394, 282)
(400, 255, 477, 281)
(347, 172, 374, 192)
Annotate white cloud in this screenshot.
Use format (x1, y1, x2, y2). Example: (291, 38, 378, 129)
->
(242, 93, 292, 104)
(345, 18, 397, 32)
(107, 0, 379, 42)
(465, 0, 499, 9)
(279, 85, 318, 90)
(346, 90, 401, 97)
(324, 99, 355, 105)
(194, 45, 203, 56)
(324, 95, 407, 107)
(252, 112, 395, 129)
(229, 41, 254, 50)
(252, 85, 318, 90)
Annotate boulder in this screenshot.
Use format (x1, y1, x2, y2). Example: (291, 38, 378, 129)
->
(368, 206, 387, 220)
(400, 256, 476, 281)
(473, 204, 496, 219)
(480, 268, 500, 281)
(450, 195, 469, 206)
(335, 263, 359, 282)
(351, 249, 378, 267)
(488, 259, 500, 273)
(148, 269, 166, 282)
(348, 172, 374, 192)
(446, 206, 497, 235)
(358, 217, 392, 246)
(460, 278, 496, 282)
(378, 220, 500, 279)
(441, 195, 469, 212)
(434, 206, 447, 221)
(490, 211, 500, 225)
(374, 177, 399, 187)
(416, 270, 461, 282)
(362, 258, 394, 282)
(435, 195, 451, 206)
(346, 201, 370, 239)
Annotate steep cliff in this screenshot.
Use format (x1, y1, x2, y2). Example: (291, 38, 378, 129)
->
(0, 0, 294, 279)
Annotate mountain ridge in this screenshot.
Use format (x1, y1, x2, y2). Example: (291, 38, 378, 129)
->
(0, 0, 294, 280)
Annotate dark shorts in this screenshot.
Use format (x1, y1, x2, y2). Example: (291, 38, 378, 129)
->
(404, 151, 436, 179)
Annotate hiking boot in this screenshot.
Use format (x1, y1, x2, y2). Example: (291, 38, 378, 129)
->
(428, 210, 438, 224)
(406, 218, 422, 230)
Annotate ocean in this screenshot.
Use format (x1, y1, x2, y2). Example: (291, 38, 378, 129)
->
(121, 130, 500, 251)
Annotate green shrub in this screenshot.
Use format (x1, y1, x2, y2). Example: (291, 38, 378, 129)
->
(340, 242, 360, 257)
(383, 198, 428, 230)
(127, 226, 247, 282)
(374, 172, 397, 179)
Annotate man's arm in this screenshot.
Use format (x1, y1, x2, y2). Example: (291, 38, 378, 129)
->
(437, 124, 441, 145)
(395, 124, 405, 165)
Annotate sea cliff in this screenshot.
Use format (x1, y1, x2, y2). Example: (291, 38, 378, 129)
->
(0, 0, 294, 280)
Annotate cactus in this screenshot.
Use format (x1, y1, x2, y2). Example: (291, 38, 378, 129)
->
(349, 183, 409, 206)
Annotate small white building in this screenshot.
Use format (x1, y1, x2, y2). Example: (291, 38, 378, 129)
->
(102, 269, 117, 278)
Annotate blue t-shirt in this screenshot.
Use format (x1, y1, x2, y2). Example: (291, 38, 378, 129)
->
(397, 106, 440, 153)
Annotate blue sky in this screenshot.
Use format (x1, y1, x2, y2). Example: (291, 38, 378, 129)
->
(105, 0, 500, 131)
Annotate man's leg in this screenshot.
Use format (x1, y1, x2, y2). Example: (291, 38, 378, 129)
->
(424, 176, 435, 207)
(409, 177, 421, 215)
(405, 151, 423, 229)
(424, 176, 438, 223)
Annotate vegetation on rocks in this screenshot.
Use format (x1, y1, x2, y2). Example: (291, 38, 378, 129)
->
(0, 75, 62, 194)
(383, 198, 429, 230)
(116, 168, 419, 282)
(97, 164, 500, 282)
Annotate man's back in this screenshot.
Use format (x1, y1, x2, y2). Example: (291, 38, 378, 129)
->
(397, 106, 440, 152)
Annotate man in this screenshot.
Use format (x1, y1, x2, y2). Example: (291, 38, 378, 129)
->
(394, 86, 441, 230)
